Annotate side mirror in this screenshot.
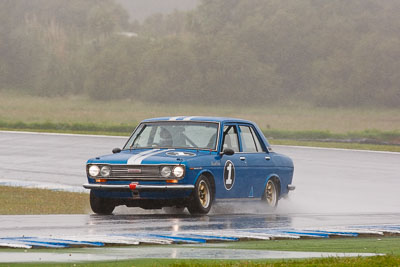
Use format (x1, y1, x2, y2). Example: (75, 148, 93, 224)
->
(221, 148, 235, 156)
(112, 148, 121, 154)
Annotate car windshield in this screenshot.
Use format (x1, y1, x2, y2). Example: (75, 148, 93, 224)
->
(124, 121, 219, 150)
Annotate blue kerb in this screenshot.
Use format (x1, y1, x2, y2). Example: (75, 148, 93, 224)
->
(33, 238, 104, 247)
(115, 233, 207, 243)
(3, 224, 398, 249)
(1, 238, 69, 248)
(282, 231, 330, 238)
(149, 234, 207, 243)
(178, 234, 239, 241)
(310, 230, 359, 237)
(1, 237, 104, 248)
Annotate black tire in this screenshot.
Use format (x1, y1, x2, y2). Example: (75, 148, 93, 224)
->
(262, 179, 279, 208)
(187, 175, 213, 215)
(90, 190, 115, 215)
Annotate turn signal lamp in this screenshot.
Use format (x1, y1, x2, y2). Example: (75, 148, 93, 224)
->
(166, 179, 178, 183)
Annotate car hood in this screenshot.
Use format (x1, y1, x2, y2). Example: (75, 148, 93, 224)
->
(87, 148, 207, 165)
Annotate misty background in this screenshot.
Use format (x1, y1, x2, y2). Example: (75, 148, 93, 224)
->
(0, 0, 399, 108)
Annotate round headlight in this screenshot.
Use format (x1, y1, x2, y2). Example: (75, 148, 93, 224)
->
(173, 166, 185, 178)
(88, 165, 100, 177)
(100, 166, 111, 177)
(161, 166, 172, 177)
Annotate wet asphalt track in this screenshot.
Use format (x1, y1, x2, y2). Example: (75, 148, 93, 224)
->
(0, 131, 399, 261)
(1, 130, 399, 214)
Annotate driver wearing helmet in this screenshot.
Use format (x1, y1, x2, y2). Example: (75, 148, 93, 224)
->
(159, 127, 173, 147)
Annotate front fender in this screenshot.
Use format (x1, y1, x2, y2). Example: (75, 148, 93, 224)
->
(193, 169, 216, 184)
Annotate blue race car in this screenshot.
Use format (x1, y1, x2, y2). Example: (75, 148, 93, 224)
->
(83, 116, 295, 215)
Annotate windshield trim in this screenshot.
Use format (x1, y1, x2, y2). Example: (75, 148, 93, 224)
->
(122, 121, 221, 151)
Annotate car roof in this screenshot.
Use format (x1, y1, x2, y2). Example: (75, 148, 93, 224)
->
(142, 116, 254, 124)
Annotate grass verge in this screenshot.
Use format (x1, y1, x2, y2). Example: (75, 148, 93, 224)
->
(0, 186, 89, 215)
(2, 91, 400, 133)
(1, 256, 400, 266)
(1, 91, 399, 151)
(1, 120, 399, 143)
(217, 237, 400, 255)
(272, 139, 400, 152)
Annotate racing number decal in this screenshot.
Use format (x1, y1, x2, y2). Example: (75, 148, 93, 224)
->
(224, 160, 235, 190)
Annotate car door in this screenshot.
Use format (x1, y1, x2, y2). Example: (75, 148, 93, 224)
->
(237, 124, 275, 198)
(218, 124, 248, 198)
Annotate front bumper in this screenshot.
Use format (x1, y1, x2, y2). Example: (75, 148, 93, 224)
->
(83, 183, 194, 191)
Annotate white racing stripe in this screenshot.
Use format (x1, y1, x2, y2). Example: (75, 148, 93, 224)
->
(127, 149, 160, 165)
(130, 149, 162, 164)
(130, 149, 174, 165)
(169, 116, 183, 121)
(169, 116, 198, 121)
(183, 116, 198, 121)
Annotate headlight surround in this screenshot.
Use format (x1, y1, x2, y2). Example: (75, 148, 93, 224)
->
(172, 166, 185, 178)
(100, 166, 111, 177)
(160, 166, 172, 177)
(88, 165, 100, 177)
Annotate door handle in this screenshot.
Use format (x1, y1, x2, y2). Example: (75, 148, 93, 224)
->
(240, 156, 246, 161)
(265, 156, 271, 160)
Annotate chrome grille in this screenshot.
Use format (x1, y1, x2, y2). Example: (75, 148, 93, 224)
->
(109, 165, 164, 180)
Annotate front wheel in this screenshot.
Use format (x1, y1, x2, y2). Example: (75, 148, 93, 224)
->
(187, 176, 213, 215)
(262, 179, 279, 208)
(90, 190, 115, 215)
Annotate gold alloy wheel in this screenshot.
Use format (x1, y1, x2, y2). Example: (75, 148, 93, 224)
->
(198, 180, 210, 208)
(265, 180, 277, 206)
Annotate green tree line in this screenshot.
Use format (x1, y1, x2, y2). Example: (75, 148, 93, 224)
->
(1, 0, 399, 107)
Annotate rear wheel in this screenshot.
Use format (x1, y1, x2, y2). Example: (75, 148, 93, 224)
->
(90, 190, 115, 215)
(262, 179, 279, 208)
(187, 175, 213, 215)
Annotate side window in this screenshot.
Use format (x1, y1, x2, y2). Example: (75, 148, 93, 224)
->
(222, 125, 239, 152)
(250, 127, 264, 152)
(239, 126, 258, 152)
(239, 126, 265, 152)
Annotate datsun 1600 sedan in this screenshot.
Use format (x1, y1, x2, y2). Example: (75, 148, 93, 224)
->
(83, 116, 295, 215)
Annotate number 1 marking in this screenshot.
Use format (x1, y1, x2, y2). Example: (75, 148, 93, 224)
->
(226, 163, 232, 185)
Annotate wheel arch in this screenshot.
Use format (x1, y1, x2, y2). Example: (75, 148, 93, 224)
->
(263, 174, 281, 198)
(194, 170, 216, 200)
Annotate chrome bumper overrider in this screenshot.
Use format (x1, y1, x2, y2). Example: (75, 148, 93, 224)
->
(83, 183, 194, 191)
(287, 184, 296, 191)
